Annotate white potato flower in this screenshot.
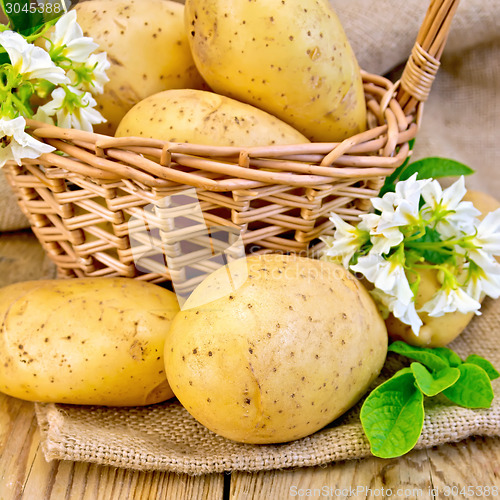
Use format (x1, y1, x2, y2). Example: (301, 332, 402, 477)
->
(358, 212, 404, 255)
(321, 213, 370, 268)
(419, 285, 481, 317)
(322, 174, 500, 337)
(372, 174, 431, 231)
(458, 209, 500, 271)
(370, 288, 423, 335)
(0, 116, 55, 168)
(350, 253, 414, 306)
(47, 10, 98, 63)
(369, 226, 404, 255)
(421, 176, 480, 238)
(464, 261, 500, 302)
(34, 86, 106, 132)
(472, 208, 500, 257)
(364, 211, 404, 255)
(68, 52, 111, 94)
(0, 31, 69, 85)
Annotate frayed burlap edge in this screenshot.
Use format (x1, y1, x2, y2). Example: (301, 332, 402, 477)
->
(34, 298, 500, 476)
(35, 397, 500, 476)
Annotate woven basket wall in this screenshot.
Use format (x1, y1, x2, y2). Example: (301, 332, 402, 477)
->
(4, 0, 460, 293)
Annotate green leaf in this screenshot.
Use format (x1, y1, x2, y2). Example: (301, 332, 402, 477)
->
(360, 370, 424, 458)
(431, 347, 463, 368)
(1, 1, 44, 35)
(442, 363, 494, 408)
(399, 157, 475, 182)
(378, 152, 474, 198)
(413, 226, 450, 265)
(388, 341, 449, 372)
(0, 0, 67, 37)
(0, 52, 10, 65)
(411, 362, 460, 397)
(465, 354, 500, 381)
(389, 366, 414, 378)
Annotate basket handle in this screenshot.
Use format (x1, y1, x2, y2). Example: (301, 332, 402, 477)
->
(397, 0, 460, 114)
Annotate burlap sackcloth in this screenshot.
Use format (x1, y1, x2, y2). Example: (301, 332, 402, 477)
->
(0, 169, 30, 232)
(35, 296, 500, 475)
(335, 0, 500, 196)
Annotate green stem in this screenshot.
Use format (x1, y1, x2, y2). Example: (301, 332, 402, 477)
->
(409, 239, 460, 248)
(405, 241, 456, 256)
(10, 92, 32, 118)
(411, 261, 459, 288)
(402, 228, 427, 243)
(24, 19, 59, 44)
(411, 262, 443, 271)
(1, 93, 17, 119)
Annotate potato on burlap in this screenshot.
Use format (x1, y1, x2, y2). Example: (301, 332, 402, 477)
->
(164, 254, 387, 444)
(0, 278, 179, 406)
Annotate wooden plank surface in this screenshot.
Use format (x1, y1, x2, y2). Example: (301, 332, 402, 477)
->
(1, 230, 500, 499)
(230, 438, 500, 500)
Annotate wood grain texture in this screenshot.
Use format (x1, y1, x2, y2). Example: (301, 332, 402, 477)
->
(230, 439, 500, 500)
(0, 394, 40, 500)
(20, 453, 225, 500)
(230, 451, 434, 500)
(426, 436, 500, 493)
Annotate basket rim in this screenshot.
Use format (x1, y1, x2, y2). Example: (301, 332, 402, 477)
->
(21, 71, 419, 192)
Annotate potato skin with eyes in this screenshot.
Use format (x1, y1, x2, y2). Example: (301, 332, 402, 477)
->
(0, 278, 179, 406)
(185, 0, 366, 141)
(164, 254, 387, 444)
(115, 88, 309, 147)
(74, 0, 206, 135)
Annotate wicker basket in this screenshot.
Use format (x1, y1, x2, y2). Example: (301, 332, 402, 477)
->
(4, 0, 459, 293)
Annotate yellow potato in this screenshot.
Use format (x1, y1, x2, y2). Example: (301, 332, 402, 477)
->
(115, 88, 309, 146)
(386, 190, 500, 347)
(185, 0, 366, 141)
(0, 278, 179, 406)
(164, 254, 387, 444)
(74, 0, 206, 135)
